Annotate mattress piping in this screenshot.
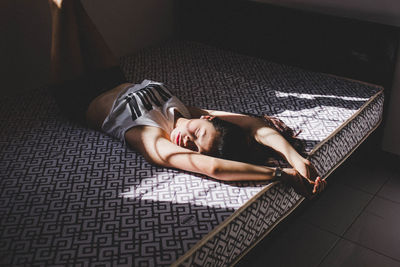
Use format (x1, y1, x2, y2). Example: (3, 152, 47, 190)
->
(172, 88, 384, 267)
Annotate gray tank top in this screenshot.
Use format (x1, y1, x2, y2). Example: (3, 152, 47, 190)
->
(102, 80, 191, 144)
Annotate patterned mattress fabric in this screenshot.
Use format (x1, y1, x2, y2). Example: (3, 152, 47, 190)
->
(0, 41, 383, 267)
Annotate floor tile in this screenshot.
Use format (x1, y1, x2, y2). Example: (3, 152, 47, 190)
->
(236, 218, 338, 267)
(320, 238, 400, 267)
(378, 173, 400, 204)
(332, 161, 390, 195)
(300, 181, 373, 235)
(344, 196, 400, 261)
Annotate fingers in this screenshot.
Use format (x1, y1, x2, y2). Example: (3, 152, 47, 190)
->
(309, 166, 319, 181)
(321, 178, 327, 191)
(292, 170, 326, 198)
(312, 177, 327, 194)
(301, 161, 319, 181)
(305, 161, 320, 181)
(312, 183, 317, 194)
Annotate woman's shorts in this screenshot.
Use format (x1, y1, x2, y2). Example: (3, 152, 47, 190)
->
(53, 66, 127, 124)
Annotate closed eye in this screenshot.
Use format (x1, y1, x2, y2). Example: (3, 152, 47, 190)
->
(199, 129, 206, 141)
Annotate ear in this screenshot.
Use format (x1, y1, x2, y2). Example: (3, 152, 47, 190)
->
(200, 115, 215, 121)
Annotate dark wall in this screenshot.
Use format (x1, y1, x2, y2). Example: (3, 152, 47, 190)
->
(2, 0, 175, 97)
(176, 0, 399, 92)
(176, 0, 400, 152)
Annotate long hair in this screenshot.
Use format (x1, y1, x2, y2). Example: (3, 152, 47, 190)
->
(210, 117, 250, 162)
(210, 114, 305, 164)
(261, 115, 305, 154)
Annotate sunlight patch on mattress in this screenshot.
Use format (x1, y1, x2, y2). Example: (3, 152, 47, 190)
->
(277, 105, 362, 142)
(120, 175, 265, 210)
(275, 91, 369, 101)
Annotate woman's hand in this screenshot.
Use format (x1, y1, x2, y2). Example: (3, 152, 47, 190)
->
(291, 158, 327, 194)
(282, 168, 327, 199)
(292, 158, 319, 181)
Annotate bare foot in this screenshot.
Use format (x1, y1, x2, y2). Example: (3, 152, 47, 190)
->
(50, 0, 63, 9)
(48, 0, 79, 15)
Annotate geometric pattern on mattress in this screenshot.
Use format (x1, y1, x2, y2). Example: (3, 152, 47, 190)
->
(0, 41, 383, 266)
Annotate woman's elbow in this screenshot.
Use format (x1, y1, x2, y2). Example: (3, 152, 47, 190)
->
(204, 157, 218, 177)
(207, 158, 231, 181)
(142, 153, 169, 168)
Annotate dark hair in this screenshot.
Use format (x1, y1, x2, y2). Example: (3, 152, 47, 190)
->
(261, 115, 304, 154)
(210, 114, 305, 164)
(210, 117, 250, 162)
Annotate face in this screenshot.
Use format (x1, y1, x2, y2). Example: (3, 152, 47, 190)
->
(170, 117, 219, 154)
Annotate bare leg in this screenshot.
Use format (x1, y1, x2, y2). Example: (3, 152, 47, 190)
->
(74, 1, 118, 71)
(49, 0, 126, 124)
(49, 0, 84, 82)
(49, 0, 118, 83)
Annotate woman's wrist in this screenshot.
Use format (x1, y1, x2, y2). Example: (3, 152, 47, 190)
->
(288, 154, 308, 167)
(273, 167, 283, 179)
(273, 167, 296, 182)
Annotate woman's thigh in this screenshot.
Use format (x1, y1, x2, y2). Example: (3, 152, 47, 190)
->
(86, 82, 132, 130)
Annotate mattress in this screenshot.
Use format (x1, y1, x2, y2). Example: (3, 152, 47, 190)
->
(0, 41, 383, 266)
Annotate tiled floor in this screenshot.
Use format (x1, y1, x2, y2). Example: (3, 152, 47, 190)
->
(236, 149, 400, 267)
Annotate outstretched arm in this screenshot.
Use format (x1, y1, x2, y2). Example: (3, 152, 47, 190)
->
(188, 106, 305, 166)
(187, 106, 326, 193)
(127, 125, 323, 198)
(126, 125, 281, 181)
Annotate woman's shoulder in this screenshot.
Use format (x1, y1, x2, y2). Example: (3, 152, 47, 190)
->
(125, 125, 169, 146)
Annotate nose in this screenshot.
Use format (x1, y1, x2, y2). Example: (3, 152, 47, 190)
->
(183, 135, 198, 151)
(183, 135, 191, 146)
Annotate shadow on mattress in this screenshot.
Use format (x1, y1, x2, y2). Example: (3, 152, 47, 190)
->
(0, 41, 384, 267)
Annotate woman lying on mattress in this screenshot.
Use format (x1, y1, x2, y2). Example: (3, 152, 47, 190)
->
(49, 0, 326, 198)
